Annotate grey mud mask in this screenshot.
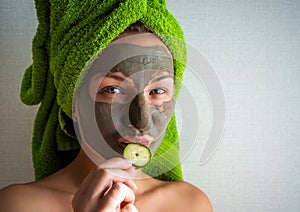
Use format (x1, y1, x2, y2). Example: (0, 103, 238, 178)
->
(73, 43, 175, 161)
(95, 53, 175, 155)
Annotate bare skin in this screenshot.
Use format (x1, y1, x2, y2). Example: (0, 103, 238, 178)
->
(0, 33, 213, 211)
(0, 149, 212, 211)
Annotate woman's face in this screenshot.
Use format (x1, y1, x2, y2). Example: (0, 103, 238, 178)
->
(84, 33, 175, 157)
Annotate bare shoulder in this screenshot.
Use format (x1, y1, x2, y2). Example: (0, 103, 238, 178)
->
(0, 182, 72, 212)
(164, 181, 213, 212)
(0, 183, 41, 211)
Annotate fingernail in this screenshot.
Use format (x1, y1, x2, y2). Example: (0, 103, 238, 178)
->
(121, 206, 129, 212)
(133, 183, 138, 190)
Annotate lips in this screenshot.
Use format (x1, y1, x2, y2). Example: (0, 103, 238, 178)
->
(118, 135, 154, 148)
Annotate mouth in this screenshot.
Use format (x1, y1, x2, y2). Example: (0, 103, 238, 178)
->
(118, 135, 154, 149)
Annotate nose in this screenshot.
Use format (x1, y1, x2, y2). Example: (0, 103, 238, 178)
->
(129, 93, 151, 132)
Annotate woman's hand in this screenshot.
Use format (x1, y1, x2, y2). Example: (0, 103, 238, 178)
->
(72, 158, 138, 212)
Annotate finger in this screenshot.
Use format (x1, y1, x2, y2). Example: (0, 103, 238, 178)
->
(105, 168, 137, 190)
(105, 167, 133, 180)
(72, 169, 135, 211)
(73, 158, 137, 210)
(84, 169, 114, 198)
(100, 182, 136, 209)
(110, 182, 135, 204)
(99, 157, 134, 170)
(125, 165, 136, 177)
(121, 180, 137, 191)
(84, 168, 137, 199)
(121, 204, 139, 212)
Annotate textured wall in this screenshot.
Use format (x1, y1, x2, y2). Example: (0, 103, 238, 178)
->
(0, 0, 36, 185)
(1, 0, 299, 211)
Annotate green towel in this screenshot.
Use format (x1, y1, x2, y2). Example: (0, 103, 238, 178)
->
(20, 0, 186, 181)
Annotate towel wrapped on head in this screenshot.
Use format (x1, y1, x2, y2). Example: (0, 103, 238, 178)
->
(20, 0, 186, 181)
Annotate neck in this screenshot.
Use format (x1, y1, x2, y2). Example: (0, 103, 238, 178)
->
(63, 149, 97, 188)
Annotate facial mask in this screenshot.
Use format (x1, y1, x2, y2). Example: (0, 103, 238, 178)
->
(73, 43, 175, 161)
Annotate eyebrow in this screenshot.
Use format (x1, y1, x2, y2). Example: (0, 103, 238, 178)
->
(104, 72, 173, 84)
(104, 72, 126, 81)
(150, 75, 173, 83)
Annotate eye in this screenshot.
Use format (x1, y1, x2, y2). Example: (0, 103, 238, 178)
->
(149, 88, 166, 95)
(99, 86, 124, 95)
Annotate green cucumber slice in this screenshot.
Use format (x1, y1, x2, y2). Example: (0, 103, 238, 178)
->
(123, 143, 152, 167)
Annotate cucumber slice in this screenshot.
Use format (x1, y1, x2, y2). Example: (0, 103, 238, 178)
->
(123, 143, 152, 167)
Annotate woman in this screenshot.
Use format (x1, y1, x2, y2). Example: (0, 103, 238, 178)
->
(0, 1, 213, 211)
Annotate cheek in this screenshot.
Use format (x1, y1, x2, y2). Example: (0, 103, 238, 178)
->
(149, 99, 175, 138)
(156, 99, 175, 120)
(94, 100, 175, 136)
(95, 102, 109, 119)
(95, 102, 114, 133)
(95, 102, 129, 132)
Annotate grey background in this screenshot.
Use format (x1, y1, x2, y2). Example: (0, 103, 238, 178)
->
(1, 0, 299, 211)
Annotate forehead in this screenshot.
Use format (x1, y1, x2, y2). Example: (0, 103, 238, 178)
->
(110, 51, 173, 78)
(110, 32, 173, 58)
(84, 33, 175, 96)
(109, 33, 174, 77)
(87, 34, 174, 80)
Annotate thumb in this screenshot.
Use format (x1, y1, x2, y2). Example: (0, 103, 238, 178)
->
(121, 204, 139, 212)
(99, 158, 133, 170)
